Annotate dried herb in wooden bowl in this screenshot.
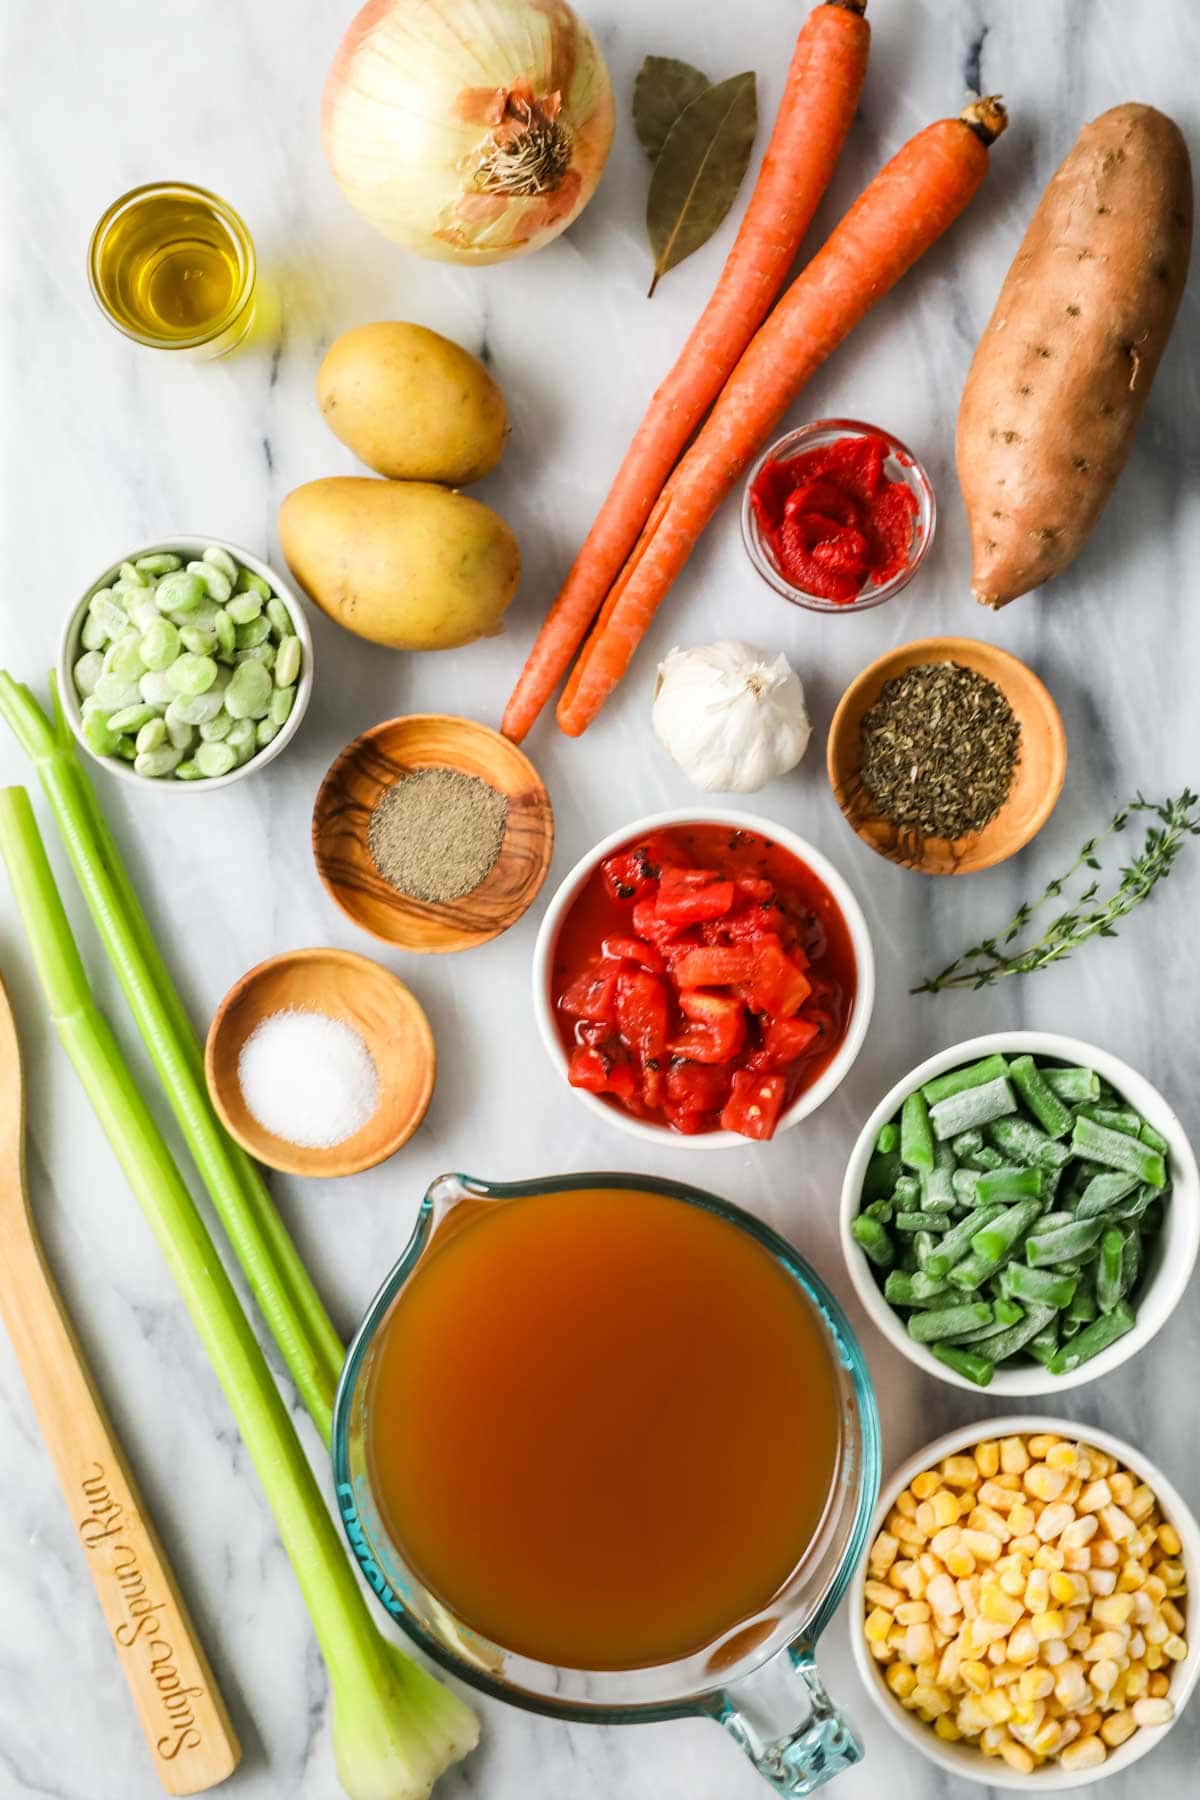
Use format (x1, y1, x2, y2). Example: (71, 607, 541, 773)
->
(367, 767, 508, 904)
(859, 662, 1021, 840)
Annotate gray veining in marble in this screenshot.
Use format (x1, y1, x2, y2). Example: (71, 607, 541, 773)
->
(1, 1, 1198, 1796)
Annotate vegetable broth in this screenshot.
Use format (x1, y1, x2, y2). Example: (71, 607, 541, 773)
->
(365, 1184, 842, 1669)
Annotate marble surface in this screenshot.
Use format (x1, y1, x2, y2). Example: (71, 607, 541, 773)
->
(2, 1, 1198, 1795)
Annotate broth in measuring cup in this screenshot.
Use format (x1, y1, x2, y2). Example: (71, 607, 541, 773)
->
(365, 1183, 842, 1671)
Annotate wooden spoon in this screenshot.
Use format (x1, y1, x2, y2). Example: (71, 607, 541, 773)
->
(0, 973, 240, 1793)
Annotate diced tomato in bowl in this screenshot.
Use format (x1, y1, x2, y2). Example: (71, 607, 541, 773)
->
(535, 812, 873, 1145)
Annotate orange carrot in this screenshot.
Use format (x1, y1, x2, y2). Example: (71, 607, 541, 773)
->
(501, 0, 871, 742)
(556, 99, 1008, 737)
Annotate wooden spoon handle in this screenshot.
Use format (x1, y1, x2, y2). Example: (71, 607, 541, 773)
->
(1, 1222, 240, 1793)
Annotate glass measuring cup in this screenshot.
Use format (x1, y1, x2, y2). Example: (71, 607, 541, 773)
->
(333, 1171, 880, 1796)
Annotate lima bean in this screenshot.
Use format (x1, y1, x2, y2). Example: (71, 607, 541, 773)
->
(135, 745, 184, 778)
(73, 650, 104, 695)
(155, 571, 205, 614)
(225, 660, 272, 719)
(226, 591, 263, 625)
(196, 740, 237, 778)
(187, 560, 233, 603)
(140, 617, 180, 669)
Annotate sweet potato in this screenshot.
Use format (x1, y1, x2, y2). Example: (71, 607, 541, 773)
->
(957, 103, 1192, 608)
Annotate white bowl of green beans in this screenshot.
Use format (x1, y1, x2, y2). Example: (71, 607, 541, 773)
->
(840, 1033, 1200, 1395)
(58, 536, 314, 790)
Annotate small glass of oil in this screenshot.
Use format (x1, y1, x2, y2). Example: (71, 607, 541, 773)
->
(88, 182, 256, 358)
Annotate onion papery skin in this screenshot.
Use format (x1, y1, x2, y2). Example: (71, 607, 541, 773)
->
(322, 0, 616, 264)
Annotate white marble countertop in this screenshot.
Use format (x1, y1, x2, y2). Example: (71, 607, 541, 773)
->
(2, 1, 1198, 1796)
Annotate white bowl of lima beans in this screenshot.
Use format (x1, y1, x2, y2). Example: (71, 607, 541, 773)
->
(840, 1032, 1199, 1396)
(851, 1417, 1199, 1786)
(58, 536, 313, 790)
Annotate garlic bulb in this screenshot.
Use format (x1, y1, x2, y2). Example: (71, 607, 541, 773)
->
(652, 641, 812, 794)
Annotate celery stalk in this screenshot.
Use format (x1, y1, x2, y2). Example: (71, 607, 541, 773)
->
(0, 672, 343, 1441)
(0, 786, 478, 1799)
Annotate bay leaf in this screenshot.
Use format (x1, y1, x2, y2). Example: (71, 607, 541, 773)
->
(633, 55, 711, 163)
(646, 71, 758, 297)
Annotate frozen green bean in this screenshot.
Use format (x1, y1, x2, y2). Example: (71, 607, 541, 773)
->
(921, 1053, 1010, 1107)
(930, 1343, 995, 1386)
(1071, 1115, 1166, 1188)
(1043, 1066, 1101, 1105)
(1025, 1218, 1105, 1267)
(851, 1214, 893, 1268)
(975, 1164, 1043, 1206)
(1000, 1263, 1077, 1309)
(986, 1115, 1072, 1171)
(900, 1090, 935, 1173)
(930, 1077, 1017, 1140)
(1009, 1055, 1073, 1138)
(1045, 1302, 1135, 1375)
(908, 1302, 993, 1344)
(894, 1211, 952, 1232)
(923, 1206, 1005, 1281)
(1075, 1171, 1139, 1218)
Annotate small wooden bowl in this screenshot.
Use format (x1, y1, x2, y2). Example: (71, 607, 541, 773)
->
(311, 714, 554, 953)
(827, 637, 1066, 876)
(205, 948, 435, 1177)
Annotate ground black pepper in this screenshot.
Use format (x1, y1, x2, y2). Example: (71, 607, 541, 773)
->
(859, 662, 1021, 839)
(367, 766, 508, 902)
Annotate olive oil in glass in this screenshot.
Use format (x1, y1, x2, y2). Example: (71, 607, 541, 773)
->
(88, 182, 255, 356)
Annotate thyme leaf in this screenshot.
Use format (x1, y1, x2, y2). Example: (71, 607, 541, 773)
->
(913, 790, 1200, 995)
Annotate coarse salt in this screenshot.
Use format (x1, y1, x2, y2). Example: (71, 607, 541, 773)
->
(238, 1008, 379, 1149)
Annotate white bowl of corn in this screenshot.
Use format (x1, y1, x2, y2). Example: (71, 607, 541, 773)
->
(851, 1418, 1199, 1787)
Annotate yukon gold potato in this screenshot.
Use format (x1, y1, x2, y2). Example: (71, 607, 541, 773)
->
(957, 104, 1192, 607)
(278, 478, 520, 651)
(317, 322, 508, 485)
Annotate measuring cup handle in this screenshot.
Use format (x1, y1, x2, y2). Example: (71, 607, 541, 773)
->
(716, 1645, 863, 1796)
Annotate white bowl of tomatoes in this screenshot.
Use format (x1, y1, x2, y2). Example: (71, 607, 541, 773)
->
(532, 809, 875, 1146)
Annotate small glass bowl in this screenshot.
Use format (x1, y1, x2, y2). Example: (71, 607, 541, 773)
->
(88, 181, 256, 359)
(740, 418, 936, 614)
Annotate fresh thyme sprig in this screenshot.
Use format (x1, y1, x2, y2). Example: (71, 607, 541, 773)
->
(914, 790, 1200, 994)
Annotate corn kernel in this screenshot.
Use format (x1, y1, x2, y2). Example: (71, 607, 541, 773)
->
(1059, 1734, 1107, 1772)
(987, 1641, 1008, 1666)
(1077, 1709, 1102, 1738)
(1034, 1543, 1066, 1572)
(1127, 1483, 1156, 1523)
(917, 1491, 960, 1534)
(911, 1469, 941, 1501)
(1099, 1504, 1134, 1543)
(1067, 1625, 1093, 1654)
(998, 1566, 1027, 1598)
(933, 1713, 961, 1742)
(1010, 1532, 1039, 1557)
(895, 1600, 931, 1627)
(962, 1529, 1002, 1563)
(1000, 1437, 1030, 1474)
(896, 1490, 919, 1520)
(1089, 1658, 1120, 1695)
(979, 1722, 1007, 1754)
(1164, 1633, 1187, 1662)
(1007, 1623, 1039, 1665)
(1054, 1660, 1088, 1709)
(1063, 1547, 1093, 1573)
(1159, 1559, 1186, 1589)
(1036, 1502, 1075, 1542)
(1025, 1463, 1069, 1502)
(1046, 1442, 1080, 1472)
(1125, 1663, 1149, 1699)
(1143, 1573, 1167, 1604)
(979, 1689, 1013, 1723)
(905, 1623, 935, 1664)
(1132, 1696, 1174, 1727)
(885, 1661, 916, 1698)
(1043, 1639, 1070, 1667)
(1028, 1433, 1061, 1458)
(1145, 1644, 1165, 1670)
(1157, 1522, 1182, 1557)
(1093, 1593, 1134, 1628)
(1008, 1502, 1036, 1537)
(1024, 1568, 1050, 1613)
(936, 1643, 962, 1687)
(973, 1441, 1000, 1479)
(998, 1738, 1036, 1774)
(1148, 1672, 1170, 1698)
(1109, 1471, 1134, 1505)
(970, 1504, 1013, 1543)
(869, 1531, 899, 1578)
(1078, 1479, 1112, 1514)
(1031, 1609, 1066, 1643)
(1093, 1538, 1119, 1568)
(924, 1573, 958, 1617)
(1145, 1614, 1169, 1646)
(1088, 1569, 1117, 1597)
(960, 1659, 991, 1693)
(942, 1454, 981, 1489)
(978, 1587, 1022, 1627)
(1030, 1717, 1064, 1756)
(911, 1683, 952, 1717)
(864, 1607, 893, 1644)
(864, 1579, 903, 1609)
(895, 1561, 926, 1598)
(1100, 1708, 1137, 1748)
(1061, 1514, 1099, 1551)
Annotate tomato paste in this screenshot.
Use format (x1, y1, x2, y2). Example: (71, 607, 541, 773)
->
(750, 432, 919, 603)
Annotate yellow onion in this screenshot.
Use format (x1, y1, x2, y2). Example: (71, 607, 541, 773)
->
(322, 0, 615, 264)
